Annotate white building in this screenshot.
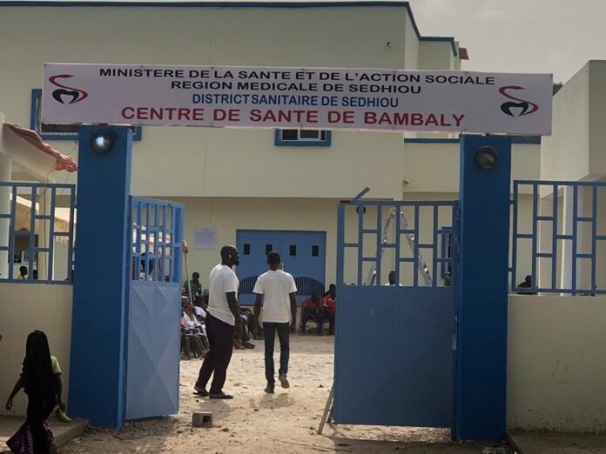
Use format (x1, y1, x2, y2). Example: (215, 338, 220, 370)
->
(0, 0, 539, 291)
(5, 0, 606, 434)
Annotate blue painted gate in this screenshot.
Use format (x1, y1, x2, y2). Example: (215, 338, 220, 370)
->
(125, 197, 184, 420)
(333, 199, 458, 428)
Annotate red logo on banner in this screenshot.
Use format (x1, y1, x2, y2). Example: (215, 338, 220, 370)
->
(499, 86, 539, 117)
(49, 75, 88, 104)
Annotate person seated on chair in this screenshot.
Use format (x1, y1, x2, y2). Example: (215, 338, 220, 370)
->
(182, 297, 207, 336)
(182, 297, 209, 353)
(183, 272, 203, 297)
(233, 306, 255, 349)
(300, 292, 324, 335)
(193, 293, 208, 322)
(517, 275, 537, 295)
(322, 284, 336, 335)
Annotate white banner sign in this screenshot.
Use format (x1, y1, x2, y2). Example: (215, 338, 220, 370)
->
(42, 64, 553, 135)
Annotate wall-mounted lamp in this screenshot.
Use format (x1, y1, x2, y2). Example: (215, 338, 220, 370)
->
(474, 146, 499, 170)
(90, 129, 115, 154)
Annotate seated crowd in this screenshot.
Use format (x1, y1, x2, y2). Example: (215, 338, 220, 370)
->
(180, 271, 336, 360)
(181, 273, 255, 360)
(299, 284, 336, 335)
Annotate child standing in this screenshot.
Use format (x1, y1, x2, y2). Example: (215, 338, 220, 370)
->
(5, 330, 65, 454)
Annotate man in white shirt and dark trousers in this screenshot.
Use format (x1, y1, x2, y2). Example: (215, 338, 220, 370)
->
(194, 245, 243, 399)
(253, 251, 297, 394)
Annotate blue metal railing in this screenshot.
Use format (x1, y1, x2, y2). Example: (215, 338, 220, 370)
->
(337, 198, 458, 287)
(129, 197, 183, 283)
(0, 182, 75, 283)
(511, 180, 606, 295)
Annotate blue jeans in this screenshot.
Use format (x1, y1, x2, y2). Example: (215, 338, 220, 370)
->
(263, 322, 290, 385)
(301, 308, 323, 334)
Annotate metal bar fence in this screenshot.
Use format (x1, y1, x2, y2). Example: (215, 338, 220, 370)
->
(337, 199, 458, 288)
(511, 180, 606, 295)
(129, 197, 183, 283)
(0, 182, 75, 283)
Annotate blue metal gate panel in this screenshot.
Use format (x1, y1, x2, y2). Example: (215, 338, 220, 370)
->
(334, 196, 457, 429)
(126, 282, 181, 419)
(125, 197, 184, 420)
(333, 285, 455, 427)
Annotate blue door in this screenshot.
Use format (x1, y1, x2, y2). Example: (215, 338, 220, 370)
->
(236, 230, 326, 305)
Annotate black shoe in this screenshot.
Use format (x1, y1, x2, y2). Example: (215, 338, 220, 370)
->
(193, 387, 209, 397)
(264, 383, 275, 394)
(278, 374, 290, 389)
(243, 341, 255, 349)
(209, 392, 234, 399)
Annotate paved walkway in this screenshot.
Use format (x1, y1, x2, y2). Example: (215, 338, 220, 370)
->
(0, 415, 87, 453)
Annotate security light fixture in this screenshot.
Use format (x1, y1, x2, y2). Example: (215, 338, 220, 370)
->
(90, 130, 115, 154)
(475, 146, 499, 170)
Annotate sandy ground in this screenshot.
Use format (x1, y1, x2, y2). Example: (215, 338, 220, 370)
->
(59, 335, 510, 454)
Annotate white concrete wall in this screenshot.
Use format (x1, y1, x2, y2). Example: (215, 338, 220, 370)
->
(507, 294, 606, 432)
(53, 238, 71, 281)
(0, 284, 73, 417)
(169, 197, 342, 288)
(537, 61, 606, 296)
(2, 281, 605, 432)
(132, 127, 405, 200)
(403, 12, 420, 70)
(588, 61, 606, 174)
(419, 41, 454, 70)
(541, 63, 590, 184)
(402, 141, 541, 194)
(0, 4, 444, 201)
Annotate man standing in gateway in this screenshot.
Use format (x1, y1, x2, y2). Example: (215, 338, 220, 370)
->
(253, 251, 297, 394)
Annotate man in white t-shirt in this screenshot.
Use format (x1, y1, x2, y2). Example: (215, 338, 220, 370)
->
(194, 245, 243, 399)
(253, 251, 297, 394)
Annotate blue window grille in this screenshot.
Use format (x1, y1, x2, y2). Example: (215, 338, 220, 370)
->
(0, 182, 75, 283)
(31, 89, 142, 141)
(337, 199, 457, 287)
(274, 129, 331, 147)
(130, 197, 183, 283)
(511, 180, 606, 295)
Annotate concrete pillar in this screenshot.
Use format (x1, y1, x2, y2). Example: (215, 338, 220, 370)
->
(454, 135, 511, 441)
(69, 126, 132, 428)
